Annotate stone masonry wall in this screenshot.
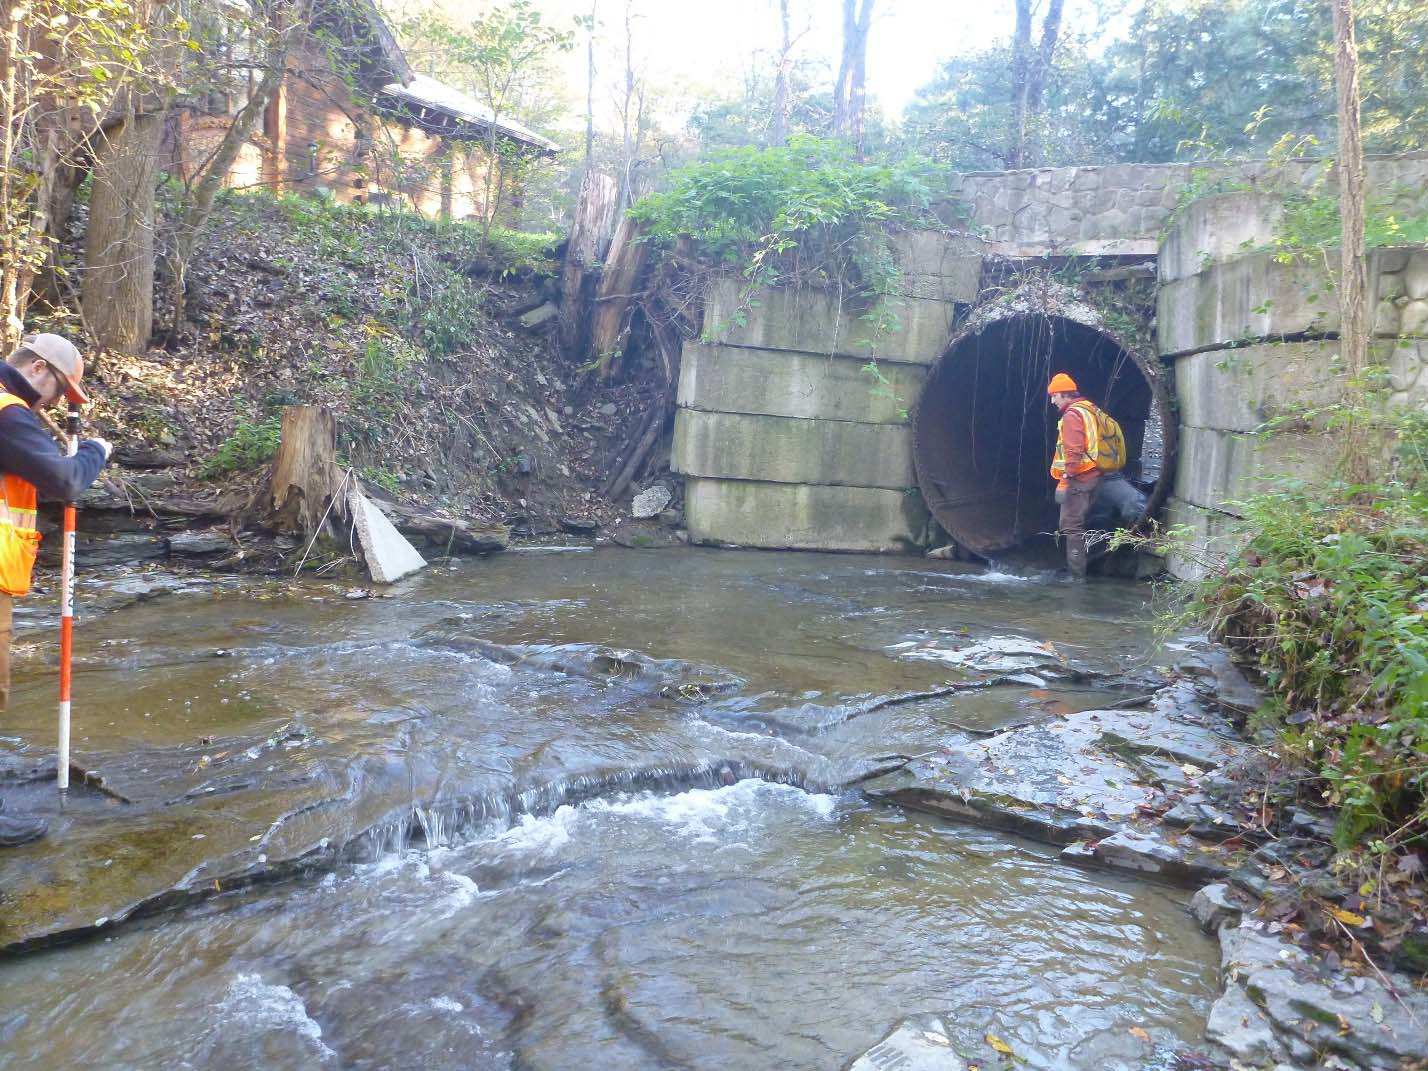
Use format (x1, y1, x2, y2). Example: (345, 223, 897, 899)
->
(954, 152, 1428, 257)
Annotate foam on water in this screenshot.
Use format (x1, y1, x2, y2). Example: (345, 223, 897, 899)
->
(589, 779, 838, 841)
(218, 973, 334, 1057)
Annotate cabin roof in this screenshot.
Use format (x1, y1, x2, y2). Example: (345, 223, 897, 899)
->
(377, 74, 561, 155)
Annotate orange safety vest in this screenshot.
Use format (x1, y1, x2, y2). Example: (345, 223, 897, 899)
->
(0, 393, 41, 597)
(1051, 398, 1124, 481)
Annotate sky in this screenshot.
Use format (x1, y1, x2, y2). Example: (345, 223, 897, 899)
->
(536, 0, 1116, 136)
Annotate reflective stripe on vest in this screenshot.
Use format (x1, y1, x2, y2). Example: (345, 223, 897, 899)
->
(0, 392, 41, 597)
(1051, 399, 1102, 481)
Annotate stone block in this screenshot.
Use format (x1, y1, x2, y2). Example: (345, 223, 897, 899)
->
(1158, 191, 1285, 284)
(677, 343, 925, 425)
(704, 279, 955, 365)
(1156, 252, 1335, 356)
(1405, 250, 1428, 300)
(889, 231, 983, 291)
(1174, 340, 1344, 433)
(672, 409, 916, 489)
(349, 489, 427, 584)
(1173, 425, 1337, 513)
(1170, 422, 1336, 516)
(1402, 298, 1428, 336)
(684, 477, 927, 552)
(1164, 497, 1247, 582)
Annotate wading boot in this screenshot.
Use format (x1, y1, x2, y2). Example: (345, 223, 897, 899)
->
(1065, 534, 1089, 581)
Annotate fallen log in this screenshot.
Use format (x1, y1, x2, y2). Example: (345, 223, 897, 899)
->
(374, 501, 510, 555)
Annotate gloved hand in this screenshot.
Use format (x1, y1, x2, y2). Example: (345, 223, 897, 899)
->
(87, 437, 113, 462)
(1054, 485, 1067, 505)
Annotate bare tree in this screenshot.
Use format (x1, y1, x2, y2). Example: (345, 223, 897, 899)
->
(1332, 0, 1370, 484)
(613, 0, 648, 213)
(1007, 0, 1064, 168)
(584, 0, 598, 176)
(770, 0, 792, 146)
(832, 0, 874, 154)
(162, 0, 302, 341)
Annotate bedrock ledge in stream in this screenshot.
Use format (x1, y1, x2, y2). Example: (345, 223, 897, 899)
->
(860, 681, 1249, 886)
(1202, 920, 1428, 1070)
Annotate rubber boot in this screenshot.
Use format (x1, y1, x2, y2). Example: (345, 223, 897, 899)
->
(1065, 533, 1089, 580)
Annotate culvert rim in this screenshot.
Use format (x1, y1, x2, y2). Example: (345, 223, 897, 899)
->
(911, 311, 1176, 558)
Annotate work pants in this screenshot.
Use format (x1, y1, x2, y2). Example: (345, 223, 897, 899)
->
(0, 592, 10, 710)
(1058, 474, 1100, 578)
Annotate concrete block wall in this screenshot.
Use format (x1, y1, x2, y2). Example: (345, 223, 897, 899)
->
(673, 234, 980, 551)
(1158, 190, 1428, 580)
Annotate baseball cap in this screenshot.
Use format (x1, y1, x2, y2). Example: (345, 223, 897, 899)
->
(20, 333, 89, 404)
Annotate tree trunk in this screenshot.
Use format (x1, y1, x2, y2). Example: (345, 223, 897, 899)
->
(1333, 0, 1370, 485)
(558, 170, 618, 361)
(1008, 0, 1033, 168)
(584, 0, 597, 175)
(165, 1, 296, 340)
(266, 405, 344, 538)
(770, 0, 792, 146)
(83, 107, 165, 353)
(591, 216, 649, 379)
(1025, 0, 1065, 126)
(832, 0, 873, 143)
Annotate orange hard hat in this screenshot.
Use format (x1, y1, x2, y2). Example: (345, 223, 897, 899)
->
(1047, 372, 1078, 395)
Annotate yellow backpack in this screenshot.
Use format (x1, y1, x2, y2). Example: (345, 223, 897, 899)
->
(1071, 399, 1127, 474)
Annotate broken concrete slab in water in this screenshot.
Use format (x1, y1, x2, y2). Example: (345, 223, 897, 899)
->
(861, 679, 1251, 885)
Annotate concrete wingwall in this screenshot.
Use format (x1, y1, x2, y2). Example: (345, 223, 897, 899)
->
(1158, 191, 1428, 580)
(672, 234, 980, 551)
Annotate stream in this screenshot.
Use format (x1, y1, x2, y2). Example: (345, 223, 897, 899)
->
(0, 548, 1217, 1069)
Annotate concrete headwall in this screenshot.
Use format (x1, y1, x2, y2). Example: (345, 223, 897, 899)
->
(673, 233, 980, 551)
(1158, 190, 1428, 579)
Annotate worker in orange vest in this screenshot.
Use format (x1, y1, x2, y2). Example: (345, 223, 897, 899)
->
(1048, 372, 1142, 578)
(0, 334, 110, 847)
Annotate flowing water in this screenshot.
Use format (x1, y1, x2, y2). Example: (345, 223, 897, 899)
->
(0, 549, 1216, 1069)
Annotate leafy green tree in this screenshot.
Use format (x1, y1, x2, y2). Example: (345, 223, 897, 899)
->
(399, 1, 573, 240)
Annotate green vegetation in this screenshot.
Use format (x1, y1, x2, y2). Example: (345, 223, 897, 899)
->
(201, 413, 282, 477)
(1270, 189, 1428, 260)
(1191, 410, 1428, 870)
(630, 135, 951, 298)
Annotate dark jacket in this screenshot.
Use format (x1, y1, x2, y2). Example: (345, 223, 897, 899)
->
(0, 363, 106, 501)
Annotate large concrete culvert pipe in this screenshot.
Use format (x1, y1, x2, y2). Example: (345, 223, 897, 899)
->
(912, 312, 1175, 558)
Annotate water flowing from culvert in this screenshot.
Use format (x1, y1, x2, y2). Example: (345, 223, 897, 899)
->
(0, 550, 1217, 1070)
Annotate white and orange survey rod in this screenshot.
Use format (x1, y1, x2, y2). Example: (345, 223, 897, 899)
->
(57, 401, 80, 792)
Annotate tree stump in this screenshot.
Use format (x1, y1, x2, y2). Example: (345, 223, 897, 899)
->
(557, 170, 618, 361)
(265, 405, 345, 538)
(591, 216, 650, 379)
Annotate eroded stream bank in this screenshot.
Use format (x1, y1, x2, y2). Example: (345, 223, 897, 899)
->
(0, 549, 1307, 1068)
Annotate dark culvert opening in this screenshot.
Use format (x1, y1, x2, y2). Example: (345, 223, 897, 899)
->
(913, 313, 1174, 559)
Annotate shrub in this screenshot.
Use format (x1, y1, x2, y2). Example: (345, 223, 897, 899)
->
(1195, 436, 1428, 860)
(201, 414, 282, 477)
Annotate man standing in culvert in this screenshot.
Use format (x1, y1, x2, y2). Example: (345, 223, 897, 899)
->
(1047, 372, 1143, 579)
(0, 334, 111, 847)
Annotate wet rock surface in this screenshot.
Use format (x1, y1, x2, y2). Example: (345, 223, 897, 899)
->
(861, 679, 1249, 886)
(1206, 920, 1428, 1070)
